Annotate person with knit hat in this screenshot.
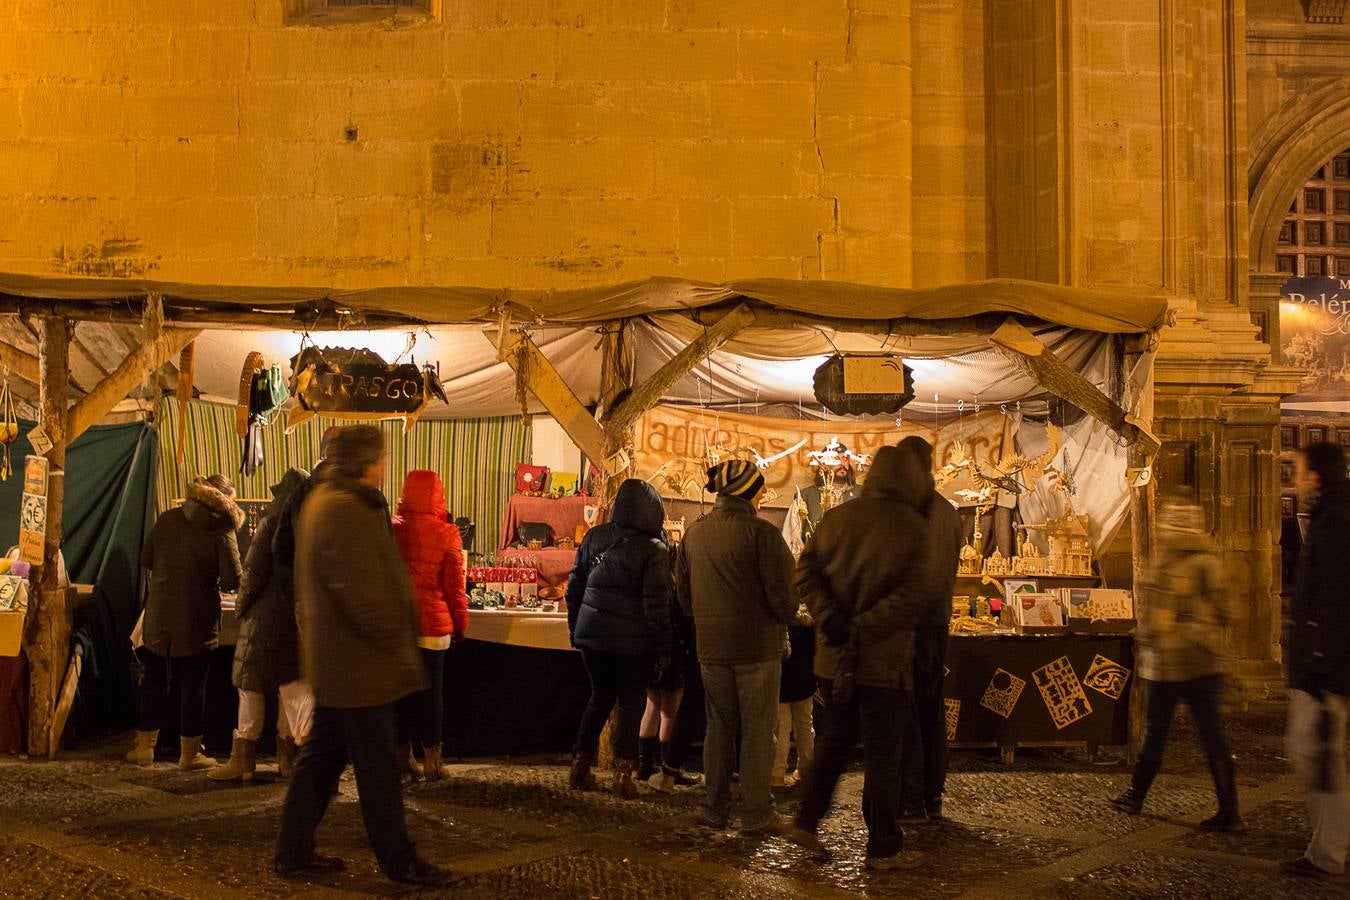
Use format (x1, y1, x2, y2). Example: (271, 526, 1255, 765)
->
(1110, 492, 1241, 833)
(677, 458, 798, 832)
(210, 467, 314, 784)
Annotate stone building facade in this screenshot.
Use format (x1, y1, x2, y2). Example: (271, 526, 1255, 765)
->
(0, 0, 1338, 690)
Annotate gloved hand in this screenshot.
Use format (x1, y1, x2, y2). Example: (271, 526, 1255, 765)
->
(820, 610, 851, 647)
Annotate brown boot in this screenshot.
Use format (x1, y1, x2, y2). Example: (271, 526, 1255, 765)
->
(400, 743, 422, 781)
(277, 737, 298, 780)
(614, 758, 638, 799)
(207, 737, 257, 782)
(178, 736, 217, 772)
(568, 751, 596, 791)
(125, 729, 157, 766)
(423, 744, 453, 781)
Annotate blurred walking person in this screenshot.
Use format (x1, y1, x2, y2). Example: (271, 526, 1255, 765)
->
(129, 474, 243, 770)
(1282, 443, 1350, 878)
(678, 460, 797, 832)
(211, 468, 313, 783)
(786, 444, 931, 869)
(1109, 494, 1241, 832)
(393, 469, 469, 781)
(274, 426, 446, 887)
(566, 479, 673, 798)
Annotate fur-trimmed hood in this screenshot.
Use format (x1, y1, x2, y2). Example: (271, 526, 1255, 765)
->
(184, 478, 245, 533)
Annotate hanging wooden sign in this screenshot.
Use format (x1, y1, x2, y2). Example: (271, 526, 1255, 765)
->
(813, 354, 915, 416)
(18, 455, 48, 565)
(286, 347, 448, 431)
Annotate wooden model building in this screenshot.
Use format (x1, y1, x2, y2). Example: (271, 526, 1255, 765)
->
(982, 547, 1011, 577)
(1047, 513, 1093, 576)
(958, 541, 983, 575)
(1013, 527, 1050, 576)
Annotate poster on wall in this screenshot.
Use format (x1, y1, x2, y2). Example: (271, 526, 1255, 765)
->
(631, 405, 1011, 508)
(1281, 275, 1350, 402)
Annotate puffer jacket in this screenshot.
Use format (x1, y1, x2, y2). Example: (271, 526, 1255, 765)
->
(567, 479, 673, 658)
(141, 478, 244, 658)
(677, 493, 798, 665)
(393, 470, 469, 639)
(231, 468, 308, 693)
(1289, 479, 1350, 696)
(1138, 527, 1228, 683)
(296, 471, 426, 709)
(797, 444, 932, 692)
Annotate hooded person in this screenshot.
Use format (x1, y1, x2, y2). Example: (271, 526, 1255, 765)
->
(210, 467, 313, 784)
(676, 459, 798, 833)
(1111, 494, 1240, 833)
(896, 435, 965, 825)
(786, 444, 932, 869)
(129, 474, 244, 770)
(1282, 442, 1350, 879)
(565, 478, 673, 798)
(392, 469, 469, 782)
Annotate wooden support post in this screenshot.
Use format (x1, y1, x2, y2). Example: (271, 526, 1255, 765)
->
(66, 327, 201, 444)
(0, 341, 40, 384)
(990, 319, 1161, 457)
(24, 316, 69, 757)
(494, 329, 614, 469)
(1124, 348, 1156, 762)
(602, 303, 755, 444)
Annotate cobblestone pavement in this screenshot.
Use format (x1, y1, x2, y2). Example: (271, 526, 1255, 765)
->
(3, 704, 1349, 898)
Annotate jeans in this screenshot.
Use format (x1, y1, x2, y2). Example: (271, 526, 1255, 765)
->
(1133, 675, 1236, 814)
(137, 651, 211, 737)
(237, 680, 314, 743)
(701, 659, 781, 828)
(398, 649, 447, 748)
(1287, 689, 1350, 874)
(573, 649, 652, 761)
(900, 626, 948, 813)
(798, 681, 908, 859)
(772, 698, 815, 782)
(275, 703, 417, 875)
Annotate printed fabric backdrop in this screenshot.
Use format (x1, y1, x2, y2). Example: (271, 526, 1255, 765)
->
(154, 398, 530, 556)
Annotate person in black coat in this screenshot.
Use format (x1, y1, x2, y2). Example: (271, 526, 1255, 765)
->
(566, 479, 673, 798)
(772, 604, 816, 788)
(1283, 442, 1350, 878)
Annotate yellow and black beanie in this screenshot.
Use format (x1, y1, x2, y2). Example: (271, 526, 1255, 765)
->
(705, 459, 765, 498)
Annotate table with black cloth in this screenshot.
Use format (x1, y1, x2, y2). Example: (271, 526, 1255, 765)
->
(945, 632, 1135, 762)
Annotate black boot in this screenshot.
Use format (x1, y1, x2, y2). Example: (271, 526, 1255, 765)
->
(1110, 757, 1160, 814)
(638, 737, 659, 781)
(1199, 754, 1244, 832)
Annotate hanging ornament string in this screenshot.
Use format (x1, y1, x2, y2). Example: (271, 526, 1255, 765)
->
(0, 370, 18, 481)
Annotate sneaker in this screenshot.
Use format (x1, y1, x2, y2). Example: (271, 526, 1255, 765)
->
(1281, 856, 1332, 879)
(1109, 789, 1143, 815)
(674, 770, 701, 787)
(865, 851, 921, 871)
(274, 853, 346, 877)
(778, 821, 830, 859)
(1198, 812, 1245, 833)
(647, 770, 676, 794)
(897, 808, 931, 827)
(741, 813, 786, 835)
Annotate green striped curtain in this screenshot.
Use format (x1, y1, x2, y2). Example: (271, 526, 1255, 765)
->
(154, 398, 529, 555)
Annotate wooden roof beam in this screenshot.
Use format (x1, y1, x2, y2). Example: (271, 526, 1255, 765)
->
(0, 339, 39, 383)
(66, 326, 201, 443)
(990, 318, 1161, 457)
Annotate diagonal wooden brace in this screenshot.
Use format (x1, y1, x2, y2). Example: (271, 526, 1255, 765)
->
(66, 326, 201, 444)
(494, 329, 615, 472)
(990, 318, 1161, 458)
(602, 302, 756, 443)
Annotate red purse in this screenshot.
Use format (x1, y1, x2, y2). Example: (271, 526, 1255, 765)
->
(515, 464, 550, 495)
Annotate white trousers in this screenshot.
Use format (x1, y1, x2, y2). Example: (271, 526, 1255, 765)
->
(235, 680, 314, 744)
(1287, 689, 1350, 874)
(772, 698, 816, 781)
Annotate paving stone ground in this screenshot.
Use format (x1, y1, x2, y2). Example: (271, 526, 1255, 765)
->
(2, 703, 1349, 898)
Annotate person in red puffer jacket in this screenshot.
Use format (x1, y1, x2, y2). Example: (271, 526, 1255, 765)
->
(392, 469, 469, 781)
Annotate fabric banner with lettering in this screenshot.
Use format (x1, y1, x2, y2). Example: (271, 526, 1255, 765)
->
(633, 405, 1012, 508)
(155, 398, 529, 555)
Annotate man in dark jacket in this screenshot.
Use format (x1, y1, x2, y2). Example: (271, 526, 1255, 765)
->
(897, 436, 964, 824)
(678, 459, 797, 832)
(565, 479, 673, 797)
(1283, 442, 1350, 879)
(210, 467, 311, 784)
(787, 444, 932, 869)
(130, 474, 243, 770)
(274, 426, 446, 888)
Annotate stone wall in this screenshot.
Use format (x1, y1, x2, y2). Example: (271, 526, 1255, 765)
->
(0, 0, 938, 290)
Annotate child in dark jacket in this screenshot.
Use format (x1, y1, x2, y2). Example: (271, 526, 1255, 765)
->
(773, 604, 816, 787)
